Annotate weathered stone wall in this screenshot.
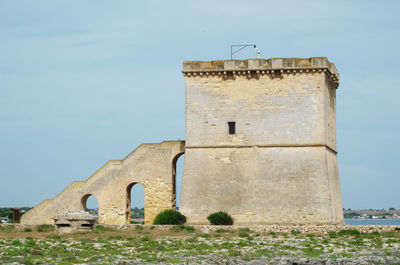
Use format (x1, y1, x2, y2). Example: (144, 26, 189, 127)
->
(21, 141, 185, 225)
(180, 57, 343, 225)
(181, 147, 341, 224)
(324, 71, 337, 151)
(184, 73, 326, 147)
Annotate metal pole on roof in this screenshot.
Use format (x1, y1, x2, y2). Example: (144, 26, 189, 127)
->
(230, 44, 257, 59)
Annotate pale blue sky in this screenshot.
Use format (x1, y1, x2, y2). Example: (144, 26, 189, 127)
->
(0, 0, 399, 210)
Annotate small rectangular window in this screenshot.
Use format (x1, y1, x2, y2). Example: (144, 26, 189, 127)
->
(228, 122, 236, 134)
(57, 224, 71, 227)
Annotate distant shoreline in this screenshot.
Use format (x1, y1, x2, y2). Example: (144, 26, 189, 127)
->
(345, 218, 400, 226)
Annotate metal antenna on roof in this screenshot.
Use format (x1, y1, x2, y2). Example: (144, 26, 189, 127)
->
(230, 44, 258, 59)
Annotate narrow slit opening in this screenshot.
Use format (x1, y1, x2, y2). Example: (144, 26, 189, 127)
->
(228, 122, 236, 135)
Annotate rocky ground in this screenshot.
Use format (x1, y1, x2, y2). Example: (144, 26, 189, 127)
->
(1, 225, 400, 264)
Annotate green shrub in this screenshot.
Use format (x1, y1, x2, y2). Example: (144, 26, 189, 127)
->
(207, 211, 233, 225)
(153, 210, 186, 225)
(23, 227, 32, 232)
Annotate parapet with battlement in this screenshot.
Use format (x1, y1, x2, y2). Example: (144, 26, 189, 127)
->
(182, 57, 339, 88)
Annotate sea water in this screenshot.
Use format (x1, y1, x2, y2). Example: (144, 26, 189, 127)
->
(345, 219, 400, 225)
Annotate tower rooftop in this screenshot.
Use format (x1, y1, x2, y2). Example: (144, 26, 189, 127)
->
(182, 57, 339, 88)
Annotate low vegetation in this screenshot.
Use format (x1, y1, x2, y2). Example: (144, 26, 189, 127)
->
(36, 224, 54, 233)
(207, 211, 233, 225)
(0, 225, 399, 264)
(152, 209, 186, 225)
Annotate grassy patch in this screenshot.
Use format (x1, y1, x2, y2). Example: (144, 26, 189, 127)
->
(12, 239, 23, 246)
(381, 231, 396, 238)
(238, 232, 249, 238)
(168, 258, 183, 263)
(337, 229, 360, 237)
(302, 247, 324, 258)
(95, 225, 113, 233)
(171, 225, 185, 232)
(184, 226, 195, 233)
(0, 226, 398, 264)
(185, 237, 198, 243)
(135, 225, 144, 231)
(0, 225, 15, 232)
(200, 233, 210, 239)
(328, 231, 337, 238)
(290, 230, 301, 236)
(239, 227, 251, 233)
(341, 252, 353, 258)
(36, 224, 54, 232)
(228, 249, 241, 256)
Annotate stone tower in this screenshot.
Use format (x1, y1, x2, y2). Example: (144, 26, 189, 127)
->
(180, 57, 344, 225)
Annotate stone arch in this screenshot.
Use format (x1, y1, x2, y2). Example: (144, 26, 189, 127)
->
(81, 193, 98, 215)
(20, 140, 185, 225)
(172, 152, 184, 209)
(126, 182, 145, 224)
